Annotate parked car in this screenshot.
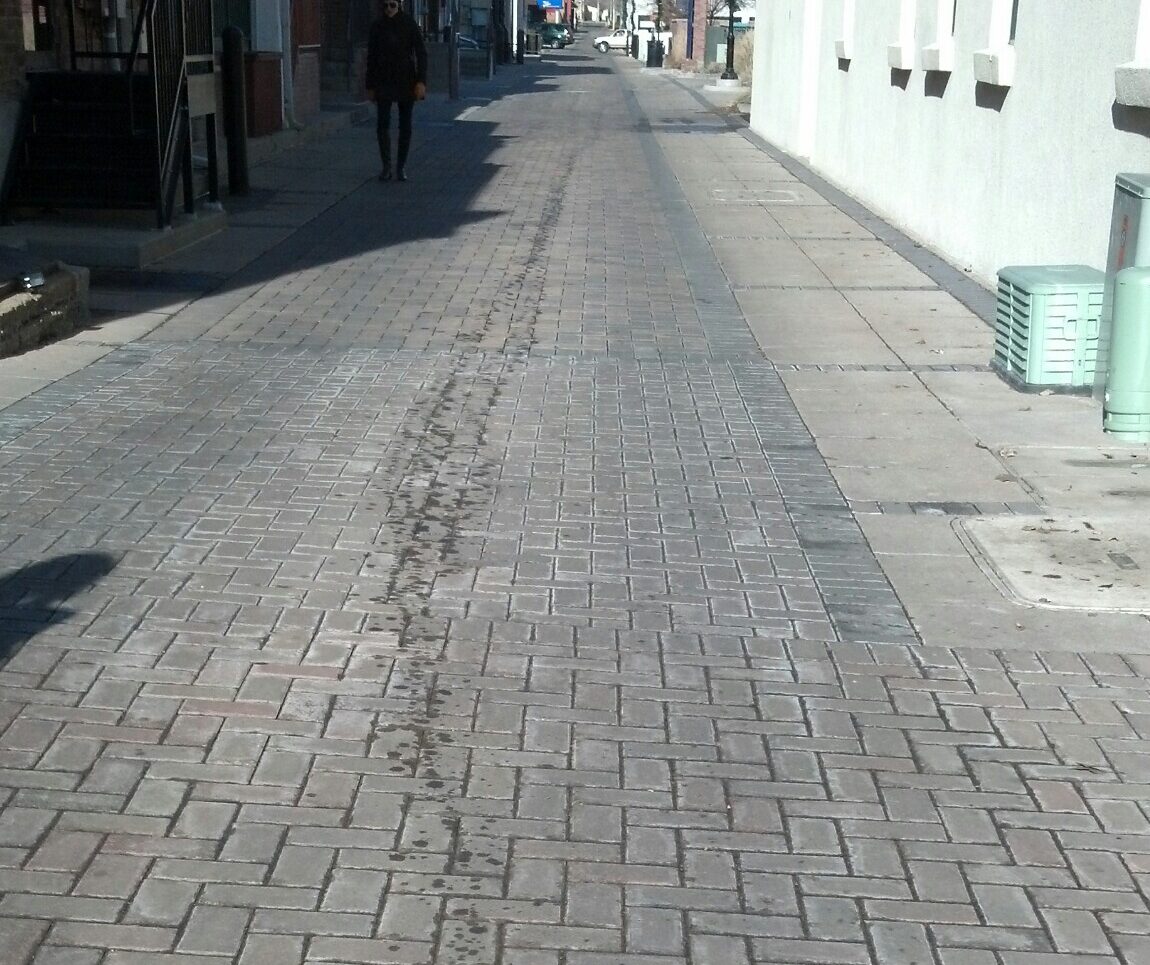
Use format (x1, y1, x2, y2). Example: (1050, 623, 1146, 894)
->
(529, 23, 570, 48)
(593, 28, 630, 52)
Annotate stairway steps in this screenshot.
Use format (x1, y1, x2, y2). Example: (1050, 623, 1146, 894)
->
(30, 103, 154, 138)
(22, 133, 156, 167)
(15, 168, 156, 207)
(6, 70, 164, 214)
(26, 70, 151, 102)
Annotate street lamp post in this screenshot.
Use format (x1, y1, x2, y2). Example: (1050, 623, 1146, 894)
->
(653, 0, 662, 64)
(720, 0, 737, 81)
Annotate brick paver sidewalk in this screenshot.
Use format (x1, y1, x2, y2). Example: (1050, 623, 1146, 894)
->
(0, 50, 1147, 965)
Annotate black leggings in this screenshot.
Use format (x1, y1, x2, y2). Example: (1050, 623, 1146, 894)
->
(376, 99, 414, 170)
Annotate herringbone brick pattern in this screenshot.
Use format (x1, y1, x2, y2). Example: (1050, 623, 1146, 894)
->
(0, 51, 1146, 965)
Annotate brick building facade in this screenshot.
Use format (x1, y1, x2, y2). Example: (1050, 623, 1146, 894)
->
(1, 0, 26, 184)
(1, 0, 25, 96)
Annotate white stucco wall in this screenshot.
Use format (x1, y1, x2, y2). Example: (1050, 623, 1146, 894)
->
(751, 0, 1150, 288)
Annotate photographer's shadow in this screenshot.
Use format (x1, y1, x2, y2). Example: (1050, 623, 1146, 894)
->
(0, 553, 118, 663)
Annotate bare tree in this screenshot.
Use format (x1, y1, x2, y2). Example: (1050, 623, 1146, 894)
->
(706, 0, 740, 24)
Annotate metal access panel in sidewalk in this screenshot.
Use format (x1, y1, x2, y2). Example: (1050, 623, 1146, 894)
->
(992, 264, 1105, 392)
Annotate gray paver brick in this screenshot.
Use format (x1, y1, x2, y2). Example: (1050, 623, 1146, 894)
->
(176, 906, 250, 955)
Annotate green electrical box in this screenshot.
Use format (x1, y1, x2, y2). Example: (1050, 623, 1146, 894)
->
(1104, 266, 1150, 441)
(992, 264, 1105, 392)
(705, 23, 751, 67)
(1095, 174, 1150, 402)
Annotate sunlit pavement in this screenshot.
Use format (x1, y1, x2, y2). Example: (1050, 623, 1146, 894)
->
(0, 47, 1149, 965)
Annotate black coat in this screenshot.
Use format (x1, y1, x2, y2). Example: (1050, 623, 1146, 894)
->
(366, 12, 428, 102)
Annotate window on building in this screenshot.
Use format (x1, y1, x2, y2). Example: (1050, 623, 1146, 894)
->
(21, 0, 54, 52)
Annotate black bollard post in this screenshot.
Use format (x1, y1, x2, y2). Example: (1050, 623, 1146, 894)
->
(221, 26, 249, 196)
(448, 25, 460, 99)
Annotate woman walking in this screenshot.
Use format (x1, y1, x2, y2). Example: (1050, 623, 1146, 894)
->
(366, 0, 428, 182)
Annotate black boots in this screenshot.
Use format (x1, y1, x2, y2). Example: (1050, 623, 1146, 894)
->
(378, 133, 408, 182)
(378, 138, 391, 181)
(396, 130, 410, 183)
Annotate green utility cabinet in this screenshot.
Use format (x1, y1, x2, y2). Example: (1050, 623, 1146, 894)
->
(705, 23, 751, 67)
(992, 265, 1105, 391)
(1104, 266, 1150, 440)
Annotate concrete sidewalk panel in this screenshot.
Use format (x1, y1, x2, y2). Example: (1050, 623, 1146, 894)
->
(853, 514, 973, 557)
(872, 539, 1150, 652)
(770, 205, 876, 240)
(922, 371, 1104, 449)
(88, 288, 199, 318)
(70, 312, 175, 345)
(693, 207, 789, 238)
(817, 436, 1027, 503)
(845, 289, 992, 367)
(989, 447, 1150, 514)
(797, 240, 940, 290)
(743, 299, 900, 365)
(714, 239, 828, 287)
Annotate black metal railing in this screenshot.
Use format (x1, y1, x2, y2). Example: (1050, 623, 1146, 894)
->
(185, 0, 212, 56)
(58, 0, 212, 226)
(145, 0, 188, 226)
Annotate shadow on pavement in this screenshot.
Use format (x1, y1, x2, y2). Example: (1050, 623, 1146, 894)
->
(0, 552, 118, 663)
(84, 52, 612, 323)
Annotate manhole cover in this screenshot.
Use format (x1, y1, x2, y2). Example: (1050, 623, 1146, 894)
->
(710, 187, 805, 204)
(959, 515, 1150, 612)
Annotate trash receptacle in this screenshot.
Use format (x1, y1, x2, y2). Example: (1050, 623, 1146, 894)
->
(630, 33, 639, 58)
(1104, 266, 1150, 440)
(646, 39, 663, 67)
